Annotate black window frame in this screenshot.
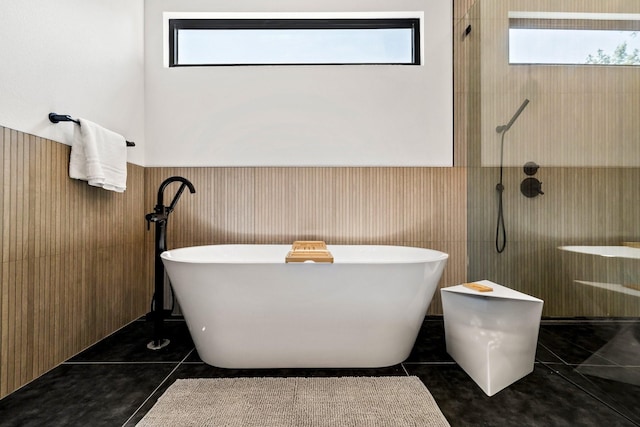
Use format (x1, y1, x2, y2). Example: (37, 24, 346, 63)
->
(168, 18, 421, 67)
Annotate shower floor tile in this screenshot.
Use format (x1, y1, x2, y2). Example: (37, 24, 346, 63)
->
(538, 321, 640, 366)
(550, 364, 640, 425)
(406, 363, 637, 427)
(0, 316, 638, 427)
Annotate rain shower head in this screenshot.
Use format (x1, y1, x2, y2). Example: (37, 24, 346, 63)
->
(496, 99, 530, 133)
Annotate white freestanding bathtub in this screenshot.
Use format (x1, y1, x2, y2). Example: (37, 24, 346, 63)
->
(161, 244, 448, 369)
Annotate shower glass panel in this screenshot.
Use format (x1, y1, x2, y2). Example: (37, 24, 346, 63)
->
(465, 0, 639, 421)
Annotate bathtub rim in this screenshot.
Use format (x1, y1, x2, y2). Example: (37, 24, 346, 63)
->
(160, 244, 449, 265)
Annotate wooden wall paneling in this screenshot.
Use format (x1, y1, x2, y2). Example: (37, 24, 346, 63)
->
(453, 0, 476, 20)
(2, 260, 14, 396)
(0, 127, 4, 259)
(622, 168, 640, 240)
(254, 168, 299, 244)
(223, 168, 256, 244)
(6, 129, 17, 262)
(252, 167, 337, 244)
(433, 168, 467, 243)
(144, 166, 466, 315)
(197, 168, 274, 243)
(402, 168, 434, 243)
(123, 164, 147, 320)
(0, 127, 4, 395)
(426, 240, 468, 315)
(253, 168, 287, 243)
(293, 167, 336, 242)
(333, 168, 405, 245)
(468, 166, 640, 317)
(0, 128, 148, 398)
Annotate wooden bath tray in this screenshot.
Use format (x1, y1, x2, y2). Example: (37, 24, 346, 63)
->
(285, 241, 334, 263)
(463, 282, 494, 292)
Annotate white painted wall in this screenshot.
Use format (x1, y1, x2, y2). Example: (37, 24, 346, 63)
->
(0, 0, 145, 165)
(0, 0, 452, 167)
(144, 0, 452, 166)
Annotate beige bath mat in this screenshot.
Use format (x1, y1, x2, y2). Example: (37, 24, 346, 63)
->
(136, 376, 450, 427)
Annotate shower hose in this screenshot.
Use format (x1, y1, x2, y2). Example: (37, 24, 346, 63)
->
(495, 130, 507, 253)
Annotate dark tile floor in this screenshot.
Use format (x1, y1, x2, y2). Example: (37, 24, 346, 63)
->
(0, 317, 639, 427)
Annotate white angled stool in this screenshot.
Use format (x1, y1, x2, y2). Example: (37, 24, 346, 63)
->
(441, 280, 544, 396)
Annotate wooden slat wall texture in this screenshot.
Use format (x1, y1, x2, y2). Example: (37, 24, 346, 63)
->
(0, 138, 470, 400)
(467, 166, 640, 317)
(465, 0, 640, 316)
(0, 127, 148, 398)
(144, 167, 468, 318)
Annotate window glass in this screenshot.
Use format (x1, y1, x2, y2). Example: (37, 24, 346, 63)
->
(509, 15, 640, 65)
(169, 18, 420, 66)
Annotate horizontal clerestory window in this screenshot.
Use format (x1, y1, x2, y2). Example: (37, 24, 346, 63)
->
(508, 12, 640, 66)
(168, 16, 421, 66)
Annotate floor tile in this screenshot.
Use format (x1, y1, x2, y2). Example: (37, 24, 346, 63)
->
(0, 363, 175, 427)
(405, 318, 455, 363)
(535, 341, 565, 364)
(538, 322, 638, 365)
(550, 364, 640, 425)
(406, 363, 638, 427)
(3, 317, 639, 427)
(69, 318, 194, 363)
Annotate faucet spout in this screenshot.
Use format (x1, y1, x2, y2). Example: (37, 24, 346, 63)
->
(156, 176, 196, 208)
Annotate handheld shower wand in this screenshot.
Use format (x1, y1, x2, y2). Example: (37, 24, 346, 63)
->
(495, 99, 530, 253)
(496, 99, 530, 134)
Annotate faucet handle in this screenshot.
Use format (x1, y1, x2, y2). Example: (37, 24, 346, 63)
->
(145, 212, 167, 230)
(145, 213, 153, 230)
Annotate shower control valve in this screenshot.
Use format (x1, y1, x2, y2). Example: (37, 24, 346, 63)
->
(523, 161, 540, 176)
(520, 178, 544, 198)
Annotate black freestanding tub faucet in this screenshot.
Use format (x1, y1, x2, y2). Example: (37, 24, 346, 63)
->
(145, 176, 196, 350)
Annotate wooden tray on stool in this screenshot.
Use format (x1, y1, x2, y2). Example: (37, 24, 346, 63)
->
(285, 241, 334, 263)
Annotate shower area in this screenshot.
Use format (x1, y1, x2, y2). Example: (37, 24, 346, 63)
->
(461, 0, 640, 415)
(462, 0, 640, 318)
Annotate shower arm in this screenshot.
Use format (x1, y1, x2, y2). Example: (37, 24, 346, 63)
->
(496, 99, 530, 133)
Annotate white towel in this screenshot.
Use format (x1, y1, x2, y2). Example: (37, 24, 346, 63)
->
(69, 118, 127, 192)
